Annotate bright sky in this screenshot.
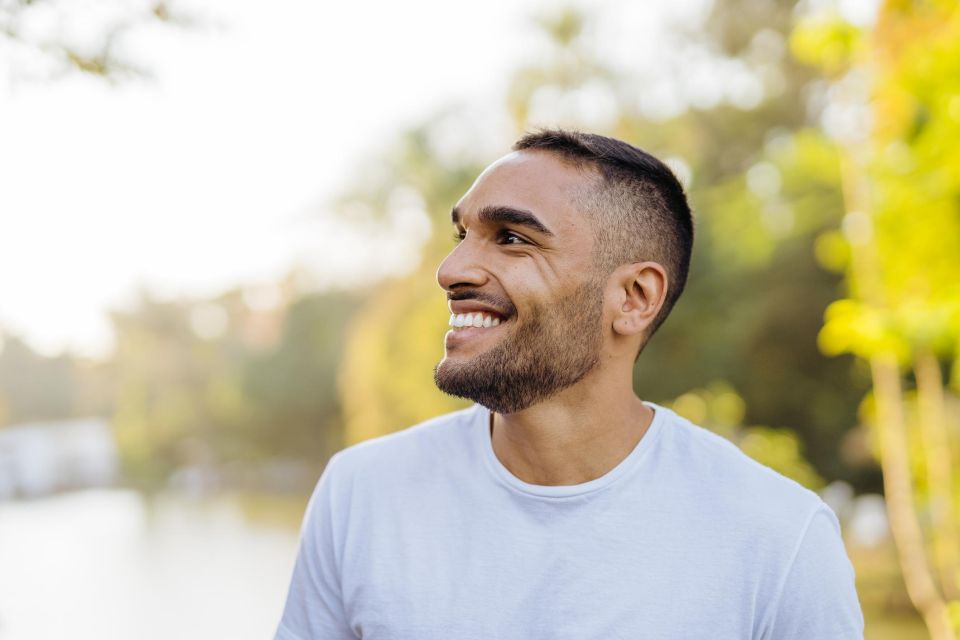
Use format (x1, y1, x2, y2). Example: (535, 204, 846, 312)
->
(0, 0, 705, 359)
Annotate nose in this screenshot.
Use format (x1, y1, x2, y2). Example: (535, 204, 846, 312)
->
(436, 235, 488, 293)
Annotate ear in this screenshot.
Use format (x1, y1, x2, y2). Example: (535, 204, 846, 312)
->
(609, 261, 668, 339)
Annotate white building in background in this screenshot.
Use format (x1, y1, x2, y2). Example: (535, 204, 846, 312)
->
(0, 417, 118, 499)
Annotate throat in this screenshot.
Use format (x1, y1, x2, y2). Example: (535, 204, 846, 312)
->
(488, 403, 654, 487)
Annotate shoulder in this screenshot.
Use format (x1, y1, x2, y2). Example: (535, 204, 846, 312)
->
(650, 404, 862, 631)
(651, 404, 825, 530)
(323, 405, 481, 484)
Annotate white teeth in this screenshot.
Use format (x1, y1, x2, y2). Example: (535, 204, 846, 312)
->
(448, 312, 504, 329)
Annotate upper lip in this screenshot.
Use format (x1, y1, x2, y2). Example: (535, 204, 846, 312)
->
(448, 301, 508, 318)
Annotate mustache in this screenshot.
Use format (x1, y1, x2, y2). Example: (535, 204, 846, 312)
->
(447, 290, 516, 317)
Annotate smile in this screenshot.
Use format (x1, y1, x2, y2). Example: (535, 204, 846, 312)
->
(448, 312, 502, 329)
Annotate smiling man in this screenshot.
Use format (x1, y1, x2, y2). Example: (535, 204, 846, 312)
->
(275, 130, 864, 639)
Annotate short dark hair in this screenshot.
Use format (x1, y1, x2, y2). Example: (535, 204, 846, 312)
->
(513, 129, 694, 350)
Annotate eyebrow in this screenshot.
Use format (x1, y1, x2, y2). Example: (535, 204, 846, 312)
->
(451, 205, 554, 237)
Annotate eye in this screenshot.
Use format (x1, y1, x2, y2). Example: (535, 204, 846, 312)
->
(452, 229, 466, 244)
(498, 230, 528, 245)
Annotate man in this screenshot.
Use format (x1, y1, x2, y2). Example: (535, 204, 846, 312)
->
(275, 130, 864, 639)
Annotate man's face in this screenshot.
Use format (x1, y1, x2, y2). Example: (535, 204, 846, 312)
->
(433, 150, 607, 414)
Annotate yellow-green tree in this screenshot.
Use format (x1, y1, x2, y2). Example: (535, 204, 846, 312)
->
(795, 1, 960, 637)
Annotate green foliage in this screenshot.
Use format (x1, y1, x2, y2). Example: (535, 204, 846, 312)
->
(339, 269, 469, 445)
(808, 1, 960, 365)
(820, 299, 912, 363)
(108, 283, 358, 486)
(242, 291, 360, 458)
(791, 11, 864, 76)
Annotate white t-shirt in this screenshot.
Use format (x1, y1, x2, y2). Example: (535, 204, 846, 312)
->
(275, 402, 864, 640)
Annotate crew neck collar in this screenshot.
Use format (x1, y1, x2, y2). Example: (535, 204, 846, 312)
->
(474, 401, 667, 499)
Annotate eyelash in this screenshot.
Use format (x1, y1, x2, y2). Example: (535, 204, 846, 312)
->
(452, 230, 528, 245)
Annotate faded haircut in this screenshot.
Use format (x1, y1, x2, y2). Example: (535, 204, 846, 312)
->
(513, 129, 694, 350)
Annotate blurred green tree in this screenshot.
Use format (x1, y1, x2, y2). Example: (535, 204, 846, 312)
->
(794, 0, 960, 637)
(243, 290, 360, 461)
(108, 280, 357, 487)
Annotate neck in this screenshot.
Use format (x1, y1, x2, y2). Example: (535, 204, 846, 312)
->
(489, 367, 655, 486)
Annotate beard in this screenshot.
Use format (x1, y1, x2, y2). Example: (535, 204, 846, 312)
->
(434, 276, 605, 414)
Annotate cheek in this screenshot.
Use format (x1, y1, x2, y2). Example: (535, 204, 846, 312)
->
(498, 254, 566, 295)
(499, 262, 532, 288)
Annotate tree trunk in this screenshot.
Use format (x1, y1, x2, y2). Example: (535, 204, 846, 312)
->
(915, 348, 960, 601)
(872, 354, 955, 640)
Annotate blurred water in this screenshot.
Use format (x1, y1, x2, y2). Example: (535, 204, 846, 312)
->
(0, 488, 305, 640)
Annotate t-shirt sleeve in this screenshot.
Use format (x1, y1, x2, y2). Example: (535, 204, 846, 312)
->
(762, 503, 864, 640)
(274, 453, 357, 640)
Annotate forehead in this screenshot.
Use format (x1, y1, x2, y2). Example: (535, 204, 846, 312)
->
(455, 150, 594, 234)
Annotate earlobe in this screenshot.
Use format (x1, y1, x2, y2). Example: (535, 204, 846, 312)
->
(614, 315, 641, 336)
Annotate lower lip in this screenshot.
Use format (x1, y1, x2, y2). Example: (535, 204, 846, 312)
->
(444, 321, 507, 349)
